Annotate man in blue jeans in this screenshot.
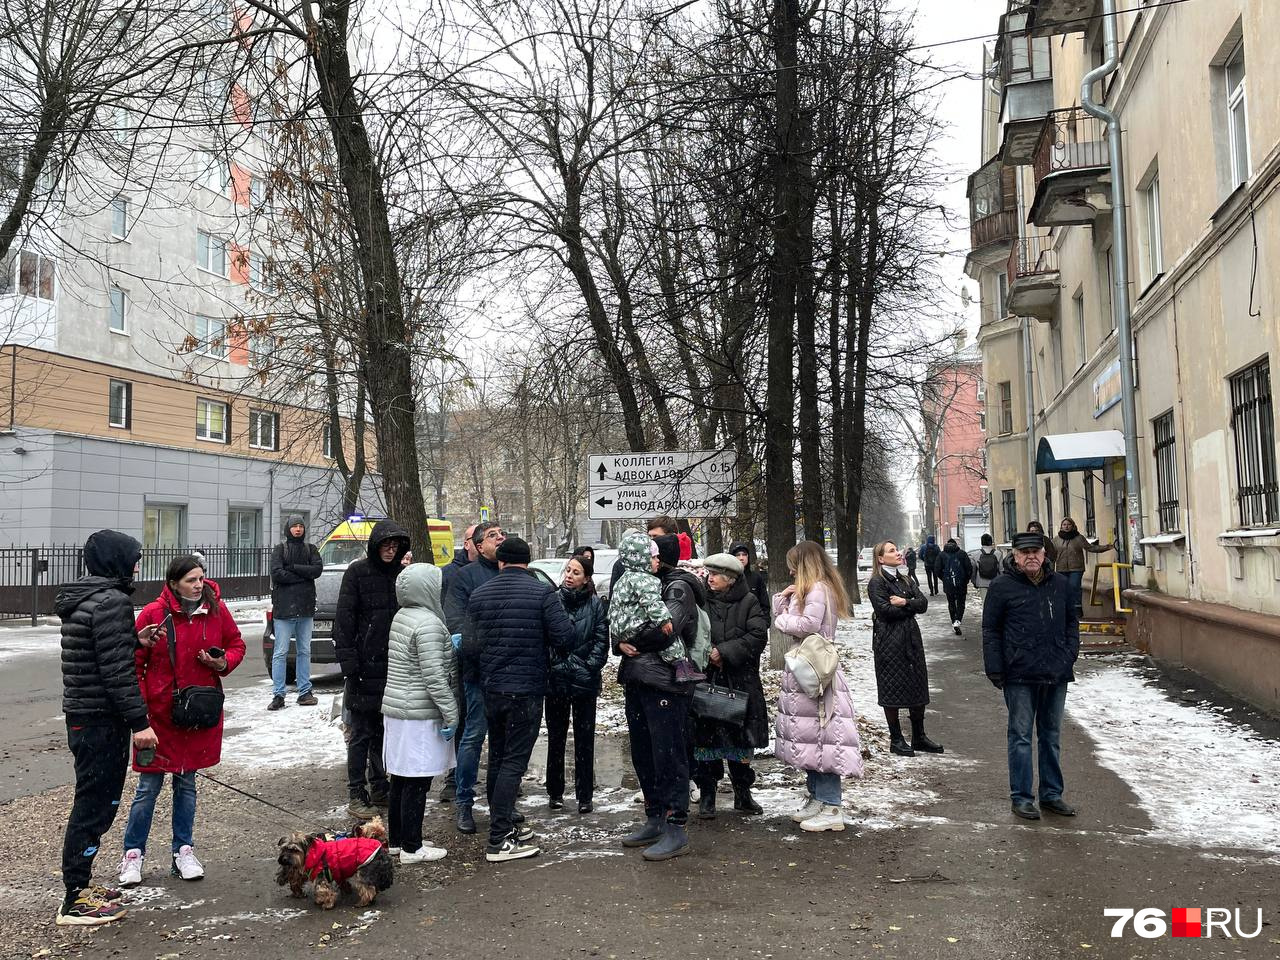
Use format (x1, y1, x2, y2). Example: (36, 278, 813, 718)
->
(268, 516, 323, 710)
(981, 532, 1080, 821)
(444, 521, 505, 834)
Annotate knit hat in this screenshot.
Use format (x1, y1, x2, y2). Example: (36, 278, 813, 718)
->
(496, 536, 532, 564)
(654, 533, 680, 567)
(703, 552, 744, 578)
(1011, 532, 1046, 551)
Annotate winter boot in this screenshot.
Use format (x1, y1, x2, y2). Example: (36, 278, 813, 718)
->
(455, 803, 477, 835)
(697, 791, 716, 819)
(885, 709, 914, 757)
(621, 814, 665, 848)
(732, 785, 763, 816)
(642, 821, 690, 861)
(910, 708, 944, 753)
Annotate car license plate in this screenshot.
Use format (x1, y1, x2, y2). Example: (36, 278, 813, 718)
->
(313, 620, 333, 633)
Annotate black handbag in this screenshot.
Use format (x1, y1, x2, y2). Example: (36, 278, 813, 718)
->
(165, 614, 224, 730)
(691, 677, 749, 726)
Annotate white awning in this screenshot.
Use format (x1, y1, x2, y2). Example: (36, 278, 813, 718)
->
(1035, 431, 1126, 473)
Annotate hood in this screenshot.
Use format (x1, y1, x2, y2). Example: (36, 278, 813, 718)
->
(367, 519, 411, 570)
(943, 541, 960, 553)
(395, 563, 445, 621)
(662, 565, 707, 608)
(926, 536, 936, 545)
(83, 530, 142, 581)
(283, 514, 306, 540)
(619, 530, 653, 573)
(55, 576, 132, 618)
(728, 541, 757, 570)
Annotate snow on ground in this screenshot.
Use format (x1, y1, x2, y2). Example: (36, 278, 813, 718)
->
(0, 624, 61, 664)
(1069, 664, 1280, 856)
(220, 679, 348, 769)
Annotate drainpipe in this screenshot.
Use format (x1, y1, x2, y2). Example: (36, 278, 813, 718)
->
(1022, 316, 1037, 522)
(1081, 0, 1145, 566)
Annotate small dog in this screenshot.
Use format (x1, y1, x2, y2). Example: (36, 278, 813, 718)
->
(276, 817, 394, 909)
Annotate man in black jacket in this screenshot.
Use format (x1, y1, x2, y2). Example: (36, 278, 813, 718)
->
(443, 521, 504, 833)
(937, 538, 974, 636)
(435, 522, 477, 803)
(463, 537, 575, 863)
(729, 540, 770, 614)
(268, 515, 324, 711)
(55, 530, 160, 926)
(982, 533, 1080, 822)
(335, 520, 410, 819)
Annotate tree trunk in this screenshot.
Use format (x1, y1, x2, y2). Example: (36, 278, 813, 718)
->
(308, 3, 429, 551)
(795, 108, 822, 543)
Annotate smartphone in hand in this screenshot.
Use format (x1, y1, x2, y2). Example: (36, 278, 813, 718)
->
(205, 646, 225, 659)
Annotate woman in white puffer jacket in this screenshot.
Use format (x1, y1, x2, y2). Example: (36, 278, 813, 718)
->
(381, 563, 458, 863)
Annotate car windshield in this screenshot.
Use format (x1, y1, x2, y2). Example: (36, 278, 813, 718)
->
(320, 540, 365, 566)
(530, 559, 567, 583)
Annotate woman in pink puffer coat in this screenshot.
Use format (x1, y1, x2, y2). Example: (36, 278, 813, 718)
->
(773, 541, 863, 832)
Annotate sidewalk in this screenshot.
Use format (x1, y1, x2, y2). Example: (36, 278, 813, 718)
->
(1, 594, 1277, 958)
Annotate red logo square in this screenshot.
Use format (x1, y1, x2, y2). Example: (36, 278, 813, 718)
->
(1172, 908, 1201, 938)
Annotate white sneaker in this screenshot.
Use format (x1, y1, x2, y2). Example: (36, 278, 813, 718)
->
(791, 796, 823, 824)
(799, 804, 846, 832)
(171, 845, 204, 880)
(118, 849, 143, 887)
(388, 846, 402, 856)
(632, 790, 644, 803)
(689, 781, 701, 803)
(400, 845, 448, 864)
(485, 837, 540, 863)
(952, 620, 961, 628)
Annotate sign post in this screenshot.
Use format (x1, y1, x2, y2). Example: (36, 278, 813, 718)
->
(587, 450, 737, 521)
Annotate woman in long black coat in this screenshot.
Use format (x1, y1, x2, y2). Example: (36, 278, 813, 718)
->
(868, 540, 944, 758)
(693, 553, 770, 819)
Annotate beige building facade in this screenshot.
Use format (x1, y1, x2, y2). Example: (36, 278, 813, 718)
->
(967, 1, 1280, 711)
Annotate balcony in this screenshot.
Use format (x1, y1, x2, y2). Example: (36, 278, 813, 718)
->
(995, 7, 1054, 164)
(1028, 107, 1111, 227)
(1006, 233, 1060, 322)
(966, 155, 1019, 271)
(1026, 0, 1097, 36)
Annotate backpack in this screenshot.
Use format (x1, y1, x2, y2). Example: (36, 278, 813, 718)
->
(977, 549, 1000, 581)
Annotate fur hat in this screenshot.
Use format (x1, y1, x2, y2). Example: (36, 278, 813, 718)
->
(496, 537, 532, 565)
(703, 552, 744, 578)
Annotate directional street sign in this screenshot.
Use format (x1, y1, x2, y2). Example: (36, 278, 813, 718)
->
(587, 450, 737, 520)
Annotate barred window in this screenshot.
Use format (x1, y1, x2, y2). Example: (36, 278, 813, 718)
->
(1152, 410, 1180, 532)
(1084, 472, 1097, 538)
(1229, 358, 1277, 526)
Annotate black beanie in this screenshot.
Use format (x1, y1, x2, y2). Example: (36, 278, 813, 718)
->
(496, 537, 532, 565)
(654, 534, 680, 567)
(84, 530, 143, 581)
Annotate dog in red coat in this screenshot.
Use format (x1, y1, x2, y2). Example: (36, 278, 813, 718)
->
(276, 818, 393, 909)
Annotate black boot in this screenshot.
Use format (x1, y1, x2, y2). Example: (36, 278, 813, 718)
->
(455, 803, 476, 835)
(698, 791, 716, 819)
(910, 708, 944, 753)
(886, 709, 914, 756)
(732, 785, 763, 815)
(621, 814, 664, 848)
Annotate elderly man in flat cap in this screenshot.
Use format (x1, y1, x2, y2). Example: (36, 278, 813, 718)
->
(981, 531, 1080, 822)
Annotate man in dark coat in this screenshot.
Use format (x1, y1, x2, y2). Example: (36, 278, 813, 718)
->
(695, 553, 769, 819)
(335, 519, 410, 819)
(982, 533, 1080, 822)
(268, 515, 324, 711)
(729, 541, 770, 614)
(436, 522, 477, 802)
(464, 537, 575, 862)
(937, 538, 974, 636)
(904, 546, 918, 584)
(55, 530, 159, 926)
(443, 521, 504, 833)
(919, 536, 941, 596)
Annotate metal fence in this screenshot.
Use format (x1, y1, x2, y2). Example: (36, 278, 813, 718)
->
(0, 545, 274, 625)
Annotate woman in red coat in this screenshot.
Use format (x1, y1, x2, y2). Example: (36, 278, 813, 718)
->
(117, 555, 245, 887)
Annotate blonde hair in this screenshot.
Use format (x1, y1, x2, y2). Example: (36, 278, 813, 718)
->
(785, 541, 851, 619)
(870, 540, 899, 582)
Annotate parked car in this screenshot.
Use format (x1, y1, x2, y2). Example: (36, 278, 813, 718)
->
(857, 547, 874, 572)
(321, 514, 455, 566)
(529, 549, 616, 612)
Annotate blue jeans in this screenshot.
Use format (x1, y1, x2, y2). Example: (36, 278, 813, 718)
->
(1003, 682, 1068, 804)
(454, 681, 488, 807)
(806, 770, 842, 805)
(1064, 570, 1085, 617)
(122, 772, 197, 854)
(271, 617, 313, 697)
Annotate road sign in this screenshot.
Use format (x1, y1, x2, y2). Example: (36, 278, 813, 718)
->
(480, 505, 490, 522)
(587, 450, 737, 520)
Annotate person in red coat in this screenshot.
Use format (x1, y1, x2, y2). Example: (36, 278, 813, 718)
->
(117, 555, 245, 887)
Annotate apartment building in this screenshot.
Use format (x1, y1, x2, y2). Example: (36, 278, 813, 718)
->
(966, 0, 1280, 710)
(0, 17, 382, 551)
(922, 341, 988, 547)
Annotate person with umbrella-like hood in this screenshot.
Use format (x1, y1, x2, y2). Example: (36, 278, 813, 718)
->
(335, 520, 411, 820)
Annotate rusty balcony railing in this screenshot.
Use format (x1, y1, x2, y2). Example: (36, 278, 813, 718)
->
(1033, 107, 1109, 186)
(1007, 232, 1059, 289)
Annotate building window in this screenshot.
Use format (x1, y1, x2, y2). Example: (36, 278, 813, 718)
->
(108, 379, 131, 429)
(978, 408, 986, 433)
(1104, 248, 1118, 332)
(249, 409, 279, 451)
(111, 197, 128, 239)
(998, 381, 1014, 435)
(1229, 357, 1277, 526)
(995, 272, 1008, 321)
(323, 422, 336, 460)
(1001, 489, 1017, 543)
(1044, 478, 1054, 530)
(107, 286, 128, 334)
(248, 251, 264, 288)
(227, 507, 262, 575)
(1060, 473, 1071, 525)
(1152, 410, 1180, 532)
(250, 174, 266, 210)
(11, 249, 55, 300)
(196, 230, 228, 276)
(1051, 319, 1065, 394)
(248, 332, 272, 370)
(200, 152, 228, 193)
(1224, 41, 1249, 187)
(1084, 472, 1097, 537)
(1073, 289, 1086, 368)
(195, 315, 226, 358)
(1139, 170, 1163, 285)
(196, 397, 229, 442)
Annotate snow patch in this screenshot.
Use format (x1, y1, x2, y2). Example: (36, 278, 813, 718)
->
(220, 680, 347, 769)
(1069, 665, 1280, 856)
(0, 625, 61, 663)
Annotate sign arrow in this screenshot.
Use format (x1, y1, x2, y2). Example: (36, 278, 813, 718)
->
(596, 464, 608, 480)
(595, 496, 613, 508)
(712, 494, 732, 505)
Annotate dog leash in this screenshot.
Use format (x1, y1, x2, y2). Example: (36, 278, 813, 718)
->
(152, 749, 308, 823)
